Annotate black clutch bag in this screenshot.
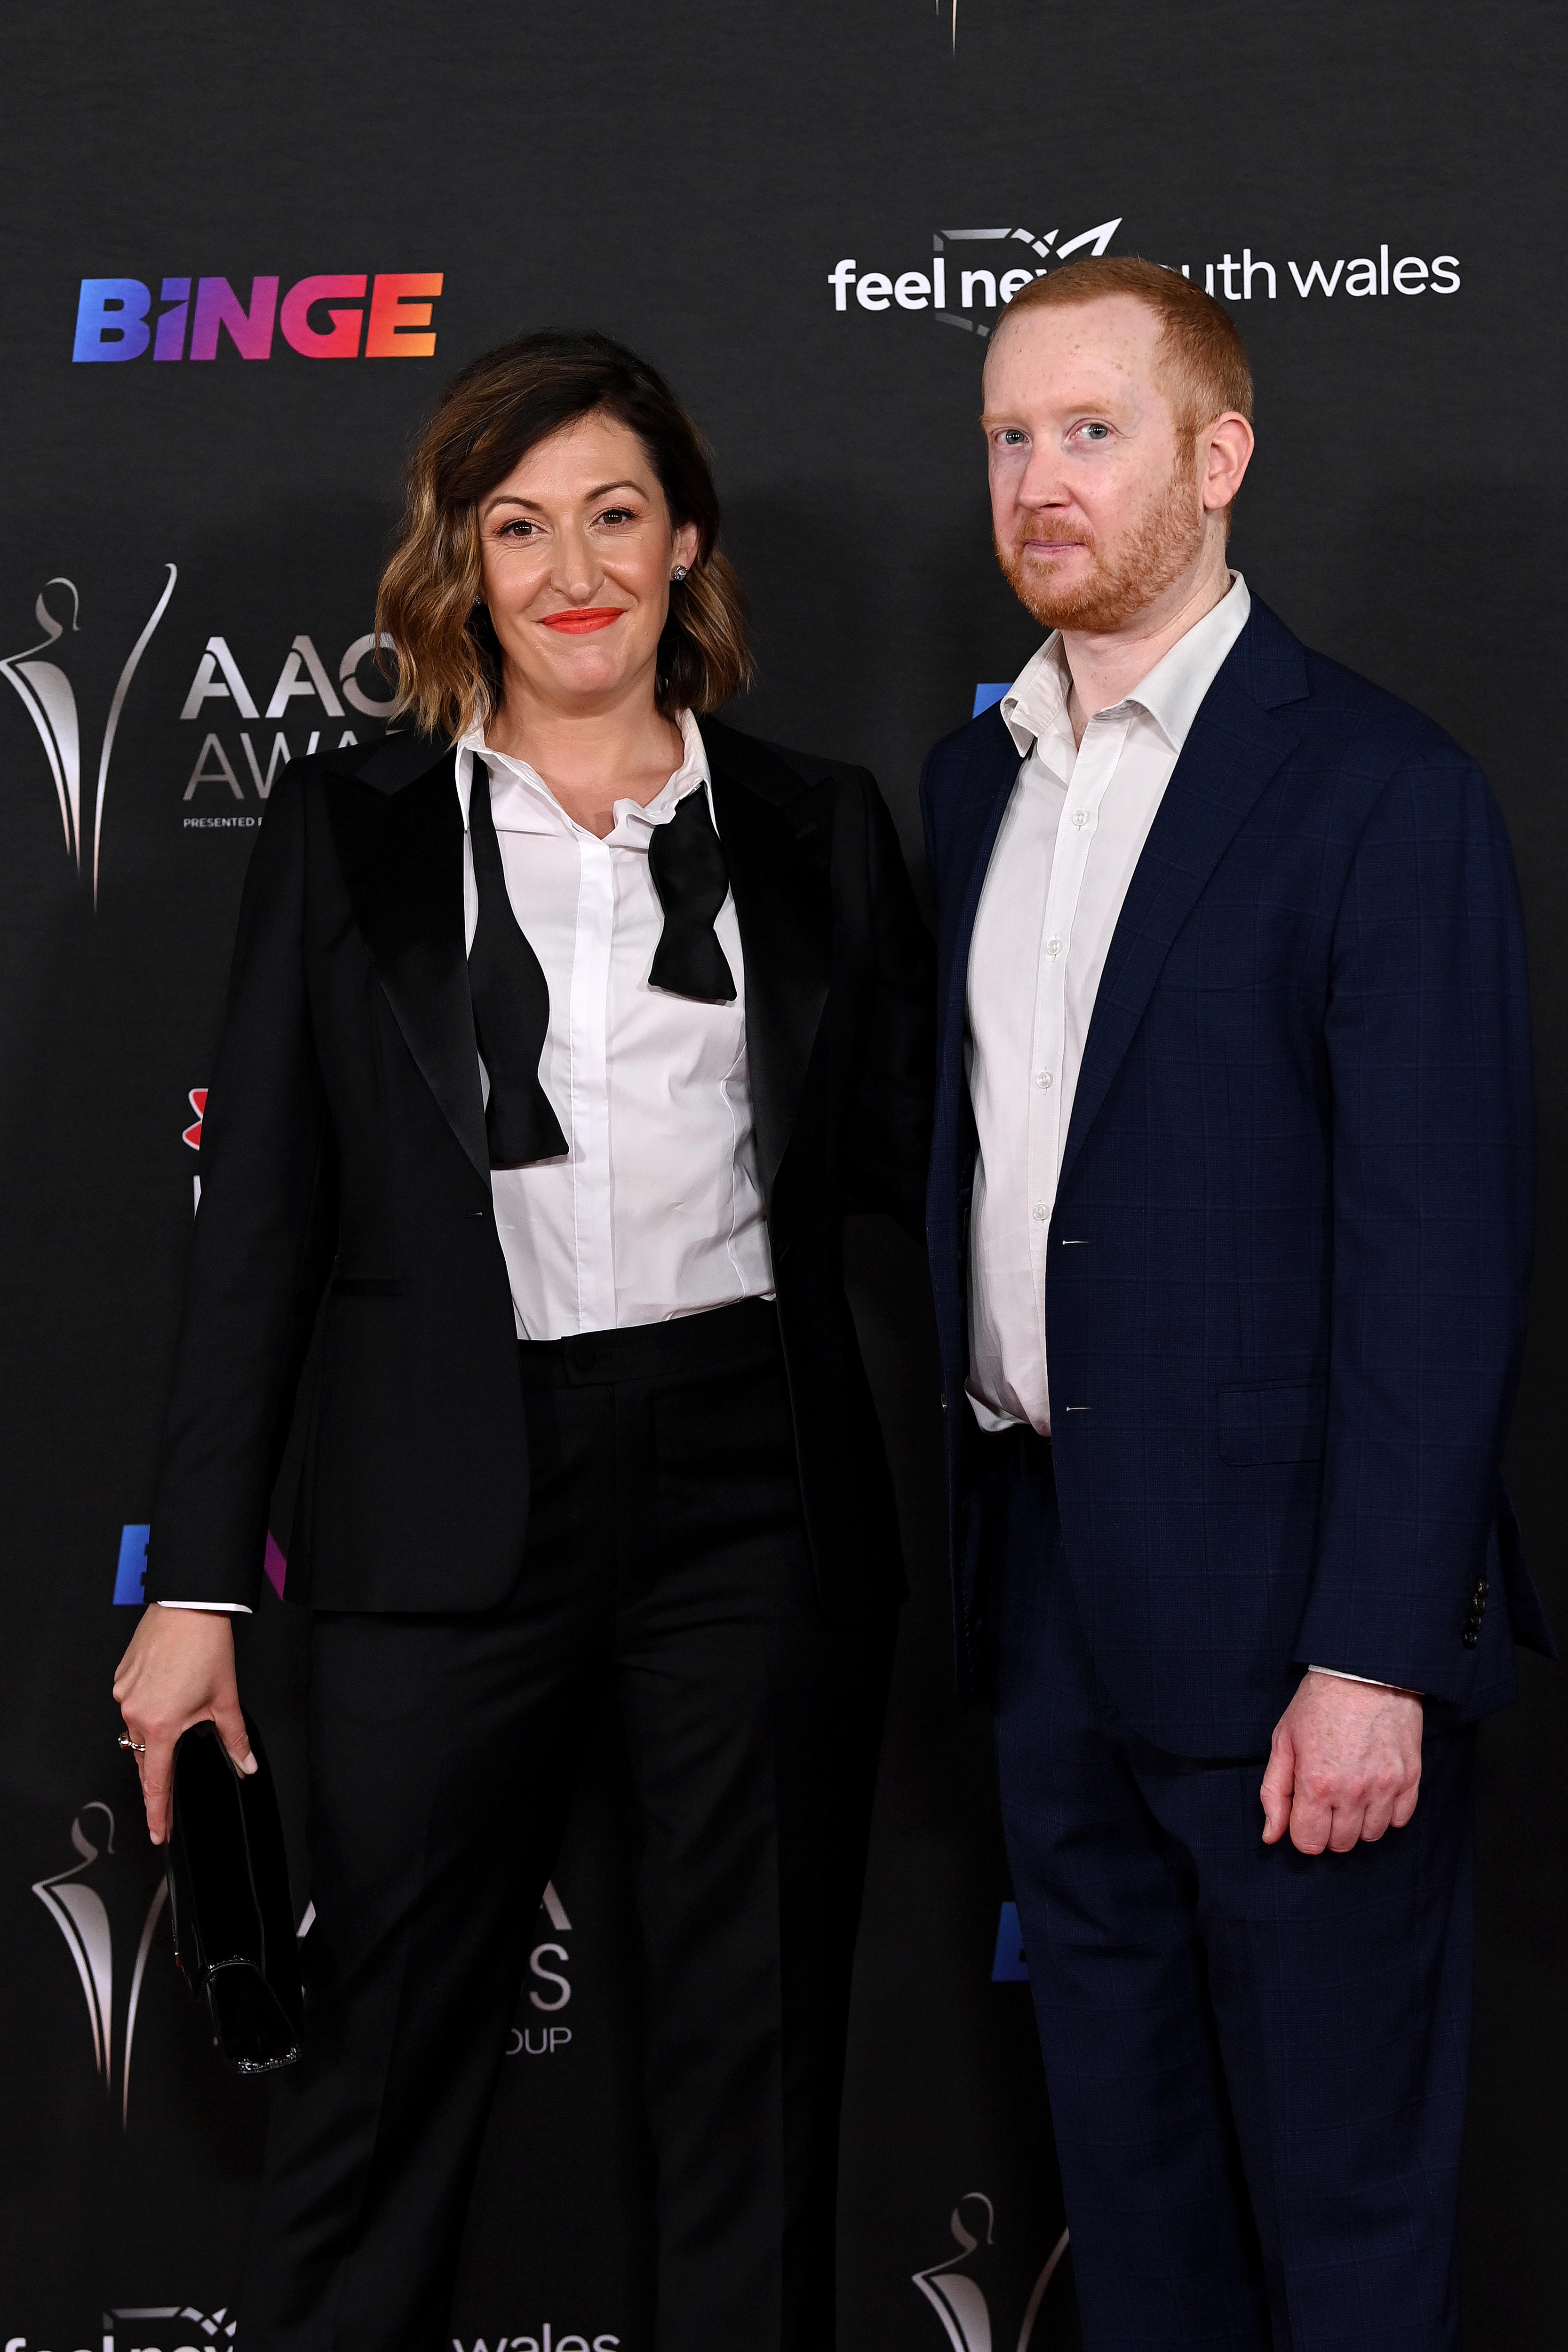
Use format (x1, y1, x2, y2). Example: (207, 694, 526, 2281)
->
(166, 1711, 303, 2074)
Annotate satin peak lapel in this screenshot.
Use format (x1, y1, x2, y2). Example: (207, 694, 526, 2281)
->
(706, 754, 832, 1201)
(324, 753, 490, 1185)
(1056, 662, 1299, 1197)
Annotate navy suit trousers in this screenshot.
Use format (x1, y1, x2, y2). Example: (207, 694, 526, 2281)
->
(985, 1438, 1474, 2352)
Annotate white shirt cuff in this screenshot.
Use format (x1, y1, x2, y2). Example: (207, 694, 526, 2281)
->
(156, 1598, 253, 1616)
(1308, 1663, 1418, 1694)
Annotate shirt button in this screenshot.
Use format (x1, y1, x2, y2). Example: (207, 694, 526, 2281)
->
(1032, 1203, 1049, 1222)
(1046, 937, 1063, 957)
(1070, 809, 1089, 828)
(1035, 1071, 1053, 1089)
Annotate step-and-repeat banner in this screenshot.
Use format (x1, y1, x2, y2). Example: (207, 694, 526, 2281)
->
(2, 6, 1562, 2348)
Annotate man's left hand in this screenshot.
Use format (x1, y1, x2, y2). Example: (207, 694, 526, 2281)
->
(1260, 1671, 1423, 1854)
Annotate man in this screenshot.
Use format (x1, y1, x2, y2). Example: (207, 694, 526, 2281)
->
(921, 256, 1552, 2348)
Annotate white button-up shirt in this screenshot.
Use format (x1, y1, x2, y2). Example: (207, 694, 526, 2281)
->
(965, 574, 1251, 1434)
(455, 707, 774, 1341)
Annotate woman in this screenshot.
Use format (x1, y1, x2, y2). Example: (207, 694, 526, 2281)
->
(113, 330, 933, 2351)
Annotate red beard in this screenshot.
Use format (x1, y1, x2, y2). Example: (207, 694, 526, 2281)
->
(996, 452, 1206, 634)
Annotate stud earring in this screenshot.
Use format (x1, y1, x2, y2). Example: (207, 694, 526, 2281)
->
(671, 565, 689, 582)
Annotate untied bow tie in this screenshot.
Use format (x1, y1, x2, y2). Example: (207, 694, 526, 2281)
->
(465, 758, 737, 1170)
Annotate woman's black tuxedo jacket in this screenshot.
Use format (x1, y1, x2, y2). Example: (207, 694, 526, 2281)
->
(146, 718, 935, 1621)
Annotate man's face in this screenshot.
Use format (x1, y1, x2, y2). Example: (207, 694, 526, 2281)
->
(982, 294, 1211, 635)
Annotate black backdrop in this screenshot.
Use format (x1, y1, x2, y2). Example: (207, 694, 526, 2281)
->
(2, 6, 1564, 2347)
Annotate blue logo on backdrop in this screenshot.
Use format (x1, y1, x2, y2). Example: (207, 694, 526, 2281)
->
(992, 1901, 1029, 1982)
(114, 1526, 150, 1606)
(973, 683, 1010, 719)
(115, 1523, 289, 1603)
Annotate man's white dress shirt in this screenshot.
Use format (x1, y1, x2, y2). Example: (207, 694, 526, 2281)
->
(165, 709, 772, 1613)
(965, 574, 1250, 1437)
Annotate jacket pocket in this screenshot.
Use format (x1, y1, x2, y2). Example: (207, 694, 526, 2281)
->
(1217, 1378, 1327, 1466)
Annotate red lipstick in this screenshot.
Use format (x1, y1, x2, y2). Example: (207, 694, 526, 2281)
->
(539, 607, 625, 634)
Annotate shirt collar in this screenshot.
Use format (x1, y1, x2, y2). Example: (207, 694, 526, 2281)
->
(455, 707, 710, 837)
(1000, 572, 1251, 761)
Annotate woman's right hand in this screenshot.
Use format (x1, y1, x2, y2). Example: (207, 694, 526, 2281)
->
(112, 1604, 255, 1846)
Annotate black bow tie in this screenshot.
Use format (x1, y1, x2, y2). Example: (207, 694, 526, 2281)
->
(465, 761, 737, 1170)
(466, 758, 569, 1168)
(647, 783, 736, 1004)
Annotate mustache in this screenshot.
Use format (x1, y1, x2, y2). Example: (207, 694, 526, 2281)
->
(1006, 519, 1094, 556)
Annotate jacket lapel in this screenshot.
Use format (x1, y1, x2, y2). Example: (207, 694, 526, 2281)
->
(703, 731, 833, 1203)
(1055, 615, 1305, 1196)
(323, 739, 491, 1187)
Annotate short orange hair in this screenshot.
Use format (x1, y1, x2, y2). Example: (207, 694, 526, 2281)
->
(995, 255, 1253, 435)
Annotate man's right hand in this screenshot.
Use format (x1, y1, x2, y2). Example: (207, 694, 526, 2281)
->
(112, 1605, 255, 1846)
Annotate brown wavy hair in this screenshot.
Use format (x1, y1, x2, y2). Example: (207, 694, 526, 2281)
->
(377, 330, 753, 739)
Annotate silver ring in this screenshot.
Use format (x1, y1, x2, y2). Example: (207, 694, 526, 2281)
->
(118, 1733, 146, 1754)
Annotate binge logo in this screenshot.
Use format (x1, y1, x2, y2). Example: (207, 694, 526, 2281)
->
(72, 272, 444, 363)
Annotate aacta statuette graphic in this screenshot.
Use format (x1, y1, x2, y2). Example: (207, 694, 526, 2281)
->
(0, 563, 176, 902)
(914, 2193, 1070, 2352)
(32, 1801, 169, 2131)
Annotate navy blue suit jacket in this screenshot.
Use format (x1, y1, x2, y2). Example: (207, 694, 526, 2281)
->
(923, 597, 1552, 1755)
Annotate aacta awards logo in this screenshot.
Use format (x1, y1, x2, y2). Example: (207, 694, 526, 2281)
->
(506, 1882, 576, 2062)
(1, 565, 177, 901)
(914, 2194, 1070, 2352)
(31, 1801, 168, 2130)
(178, 627, 394, 828)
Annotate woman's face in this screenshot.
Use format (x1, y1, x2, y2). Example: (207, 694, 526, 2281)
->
(476, 411, 700, 716)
